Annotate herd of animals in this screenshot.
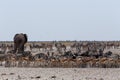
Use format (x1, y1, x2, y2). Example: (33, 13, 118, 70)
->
(0, 33, 120, 68)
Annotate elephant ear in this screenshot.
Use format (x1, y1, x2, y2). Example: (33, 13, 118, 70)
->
(14, 34, 19, 41)
(24, 34, 28, 43)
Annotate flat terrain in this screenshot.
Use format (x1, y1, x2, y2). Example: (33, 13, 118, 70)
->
(0, 68, 120, 80)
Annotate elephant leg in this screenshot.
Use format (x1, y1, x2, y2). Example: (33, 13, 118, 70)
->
(21, 45, 24, 52)
(19, 43, 24, 53)
(17, 44, 21, 53)
(14, 43, 17, 53)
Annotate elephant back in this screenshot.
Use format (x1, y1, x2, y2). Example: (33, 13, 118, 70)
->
(14, 33, 28, 43)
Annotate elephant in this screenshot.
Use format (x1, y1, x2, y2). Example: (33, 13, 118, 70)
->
(13, 33, 28, 54)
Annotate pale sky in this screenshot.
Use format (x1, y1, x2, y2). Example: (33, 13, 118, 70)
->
(0, 0, 120, 41)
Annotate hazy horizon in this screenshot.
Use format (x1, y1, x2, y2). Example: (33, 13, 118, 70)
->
(0, 0, 120, 41)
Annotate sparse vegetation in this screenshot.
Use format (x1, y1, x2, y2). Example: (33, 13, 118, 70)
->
(0, 41, 120, 68)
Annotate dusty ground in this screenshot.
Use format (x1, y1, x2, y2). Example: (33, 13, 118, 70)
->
(0, 68, 120, 80)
